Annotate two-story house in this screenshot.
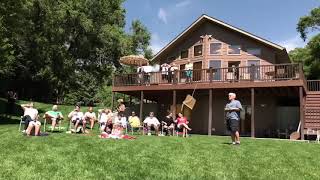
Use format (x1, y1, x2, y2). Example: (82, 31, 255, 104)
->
(113, 15, 320, 139)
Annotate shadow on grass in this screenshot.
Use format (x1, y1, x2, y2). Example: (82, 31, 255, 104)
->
(0, 115, 21, 125)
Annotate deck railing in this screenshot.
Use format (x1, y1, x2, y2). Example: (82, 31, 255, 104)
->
(113, 63, 302, 87)
(307, 80, 320, 91)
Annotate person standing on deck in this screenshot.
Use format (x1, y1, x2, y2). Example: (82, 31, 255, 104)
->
(169, 63, 178, 83)
(185, 60, 193, 83)
(225, 93, 243, 145)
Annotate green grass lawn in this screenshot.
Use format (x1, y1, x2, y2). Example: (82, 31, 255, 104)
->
(0, 99, 320, 179)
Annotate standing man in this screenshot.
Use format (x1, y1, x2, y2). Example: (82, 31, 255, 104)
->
(225, 93, 242, 145)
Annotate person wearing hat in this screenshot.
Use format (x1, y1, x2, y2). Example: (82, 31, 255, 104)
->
(225, 93, 243, 145)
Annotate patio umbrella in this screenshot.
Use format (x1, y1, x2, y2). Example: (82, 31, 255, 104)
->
(119, 55, 149, 66)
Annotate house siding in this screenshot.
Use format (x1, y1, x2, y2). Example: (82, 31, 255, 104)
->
(161, 20, 280, 70)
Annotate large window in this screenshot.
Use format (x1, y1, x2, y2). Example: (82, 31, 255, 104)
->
(247, 48, 261, 56)
(228, 45, 241, 55)
(209, 60, 221, 80)
(180, 50, 188, 59)
(210, 43, 222, 55)
(194, 45, 203, 56)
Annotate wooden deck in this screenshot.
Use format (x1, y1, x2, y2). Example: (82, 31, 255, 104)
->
(113, 63, 305, 92)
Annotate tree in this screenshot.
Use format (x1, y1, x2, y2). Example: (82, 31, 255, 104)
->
(291, 6, 320, 79)
(297, 7, 320, 41)
(0, 0, 152, 104)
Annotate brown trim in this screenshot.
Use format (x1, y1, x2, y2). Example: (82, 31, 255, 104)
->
(112, 80, 304, 92)
(111, 92, 115, 111)
(173, 90, 177, 120)
(251, 88, 255, 138)
(140, 91, 144, 121)
(208, 89, 213, 135)
(300, 87, 304, 140)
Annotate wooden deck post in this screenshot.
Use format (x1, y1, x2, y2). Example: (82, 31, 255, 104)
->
(129, 95, 132, 106)
(251, 88, 255, 138)
(300, 87, 305, 140)
(173, 90, 177, 120)
(208, 89, 213, 135)
(140, 91, 144, 120)
(111, 92, 115, 111)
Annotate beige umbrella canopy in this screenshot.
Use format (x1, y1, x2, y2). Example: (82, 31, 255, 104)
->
(119, 55, 149, 66)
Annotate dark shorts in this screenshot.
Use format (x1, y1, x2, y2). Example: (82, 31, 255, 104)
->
(72, 118, 85, 125)
(226, 119, 239, 133)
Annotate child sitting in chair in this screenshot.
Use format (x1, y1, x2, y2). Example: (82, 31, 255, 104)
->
(175, 113, 191, 137)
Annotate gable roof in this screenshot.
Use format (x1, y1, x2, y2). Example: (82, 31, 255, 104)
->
(152, 14, 286, 61)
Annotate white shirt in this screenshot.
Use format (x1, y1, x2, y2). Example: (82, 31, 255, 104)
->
(143, 66, 153, 73)
(68, 111, 84, 121)
(84, 111, 96, 120)
(185, 63, 193, 70)
(24, 107, 38, 120)
(143, 117, 160, 126)
(114, 116, 127, 126)
(170, 66, 178, 71)
(99, 112, 112, 123)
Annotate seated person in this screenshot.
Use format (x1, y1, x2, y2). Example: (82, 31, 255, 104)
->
(68, 105, 85, 133)
(100, 123, 124, 139)
(114, 113, 127, 129)
(129, 111, 141, 128)
(175, 113, 191, 137)
(99, 108, 113, 133)
(143, 112, 160, 136)
(21, 102, 41, 136)
(84, 106, 96, 130)
(44, 105, 63, 131)
(162, 112, 175, 136)
(117, 99, 126, 116)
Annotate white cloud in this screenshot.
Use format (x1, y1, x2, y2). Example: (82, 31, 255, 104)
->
(151, 33, 167, 54)
(158, 8, 168, 24)
(277, 35, 307, 51)
(176, 0, 191, 7)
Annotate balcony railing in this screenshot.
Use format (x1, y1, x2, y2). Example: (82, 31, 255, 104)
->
(307, 80, 320, 91)
(113, 63, 302, 87)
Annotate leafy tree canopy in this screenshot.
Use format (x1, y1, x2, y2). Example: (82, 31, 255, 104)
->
(290, 6, 320, 79)
(0, 0, 152, 104)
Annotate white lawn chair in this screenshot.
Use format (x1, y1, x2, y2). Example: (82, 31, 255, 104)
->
(43, 114, 63, 132)
(18, 116, 25, 132)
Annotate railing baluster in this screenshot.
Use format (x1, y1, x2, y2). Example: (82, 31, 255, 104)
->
(112, 63, 307, 87)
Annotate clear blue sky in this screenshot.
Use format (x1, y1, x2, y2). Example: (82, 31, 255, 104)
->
(124, 0, 319, 53)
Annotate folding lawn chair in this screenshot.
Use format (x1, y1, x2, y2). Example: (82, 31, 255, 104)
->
(175, 124, 188, 137)
(316, 130, 320, 143)
(18, 116, 25, 132)
(130, 125, 144, 135)
(43, 114, 63, 132)
(67, 119, 85, 133)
